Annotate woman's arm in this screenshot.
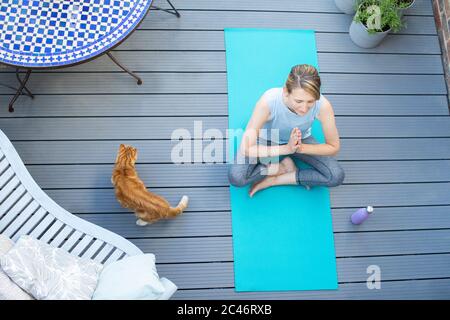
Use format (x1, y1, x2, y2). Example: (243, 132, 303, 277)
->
(297, 97, 341, 156)
(240, 93, 299, 158)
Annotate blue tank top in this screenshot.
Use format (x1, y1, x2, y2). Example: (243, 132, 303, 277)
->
(259, 87, 324, 144)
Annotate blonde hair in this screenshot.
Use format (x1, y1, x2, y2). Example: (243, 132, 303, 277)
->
(285, 64, 321, 100)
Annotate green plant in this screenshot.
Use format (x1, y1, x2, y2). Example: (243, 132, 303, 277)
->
(354, 0, 404, 34)
(395, 0, 414, 9)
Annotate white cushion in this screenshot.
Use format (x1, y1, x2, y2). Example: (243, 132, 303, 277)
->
(0, 234, 33, 300)
(158, 277, 178, 300)
(0, 235, 103, 300)
(92, 254, 176, 300)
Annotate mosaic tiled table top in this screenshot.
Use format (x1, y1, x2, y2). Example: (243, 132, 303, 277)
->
(0, 0, 152, 68)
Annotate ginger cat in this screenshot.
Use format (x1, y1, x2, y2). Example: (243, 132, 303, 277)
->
(112, 144, 189, 226)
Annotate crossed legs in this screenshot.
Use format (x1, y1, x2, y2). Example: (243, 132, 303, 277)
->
(228, 136, 345, 196)
(248, 156, 298, 197)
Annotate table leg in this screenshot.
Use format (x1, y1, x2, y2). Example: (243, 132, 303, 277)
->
(8, 69, 32, 113)
(151, 0, 181, 17)
(15, 68, 34, 98)
(107, 52, 143, 85)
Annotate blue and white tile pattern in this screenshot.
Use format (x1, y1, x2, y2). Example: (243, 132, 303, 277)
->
(0, 0, 152, 67)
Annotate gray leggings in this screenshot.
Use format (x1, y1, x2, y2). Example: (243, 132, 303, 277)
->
(228, 136, 345, 188)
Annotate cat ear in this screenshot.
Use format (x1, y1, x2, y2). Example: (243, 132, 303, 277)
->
(119, 144, 125, 150)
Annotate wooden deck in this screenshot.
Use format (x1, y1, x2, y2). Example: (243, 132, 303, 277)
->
(1, 0, 449, 299)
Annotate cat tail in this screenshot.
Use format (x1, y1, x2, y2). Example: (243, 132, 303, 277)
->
(167, 195, 189, 217)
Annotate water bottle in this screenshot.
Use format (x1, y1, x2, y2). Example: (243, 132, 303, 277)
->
(351, 206, 374, 225)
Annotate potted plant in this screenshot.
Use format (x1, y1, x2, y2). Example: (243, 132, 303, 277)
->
(349, 0, 404, 48)
(334, 0, 358, 14)
(395, 0, 415, 17)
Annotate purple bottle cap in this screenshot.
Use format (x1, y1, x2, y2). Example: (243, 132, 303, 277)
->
(366, 206, 374, 213)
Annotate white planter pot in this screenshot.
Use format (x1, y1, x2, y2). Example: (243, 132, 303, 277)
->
(397, 0, 415, 17)
(349, 20, 390, 48)
(334, 0, 357, 14)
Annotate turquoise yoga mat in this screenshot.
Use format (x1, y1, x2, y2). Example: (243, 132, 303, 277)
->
(225, 28, 338, 291)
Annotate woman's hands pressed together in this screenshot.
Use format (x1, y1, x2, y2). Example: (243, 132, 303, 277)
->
(287, 127, 302, 154)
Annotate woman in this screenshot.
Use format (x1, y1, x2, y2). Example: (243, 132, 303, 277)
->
(228, 64, 345, 197)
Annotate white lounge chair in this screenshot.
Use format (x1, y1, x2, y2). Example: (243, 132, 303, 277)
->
(0, 129, 176, 299)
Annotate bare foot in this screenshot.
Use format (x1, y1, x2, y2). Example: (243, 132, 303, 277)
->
(249, 158, 298, 197)
(266, 157, 297, 176)
(280, 157, 297, 173)
(249, 175, 276, 197)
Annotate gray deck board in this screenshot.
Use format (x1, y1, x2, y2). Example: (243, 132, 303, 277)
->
(170, 280, 450, 300)
(77, 205, 450, 238)
(330, 183, 450, 207)
(1, 117, 449, 140)
(140, 10, 437, 35)
(156, 0, 433, 15)
(155, 254, 450, 289)
(332, 206, 450, 232)
(116, 31, 441, 54)
(129, 229, 450, 263)
(0, 73, 445, 94)
(44, 183, 450, 215)
(0, 0, 448, 299)
(171, 279, 450, 299)
(24, 160, 450, 189)
(1, 52, 443, 74)
(79, 211, 233, 238)
(8, 138, 450, 164)
(1, 94, 448, 117)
